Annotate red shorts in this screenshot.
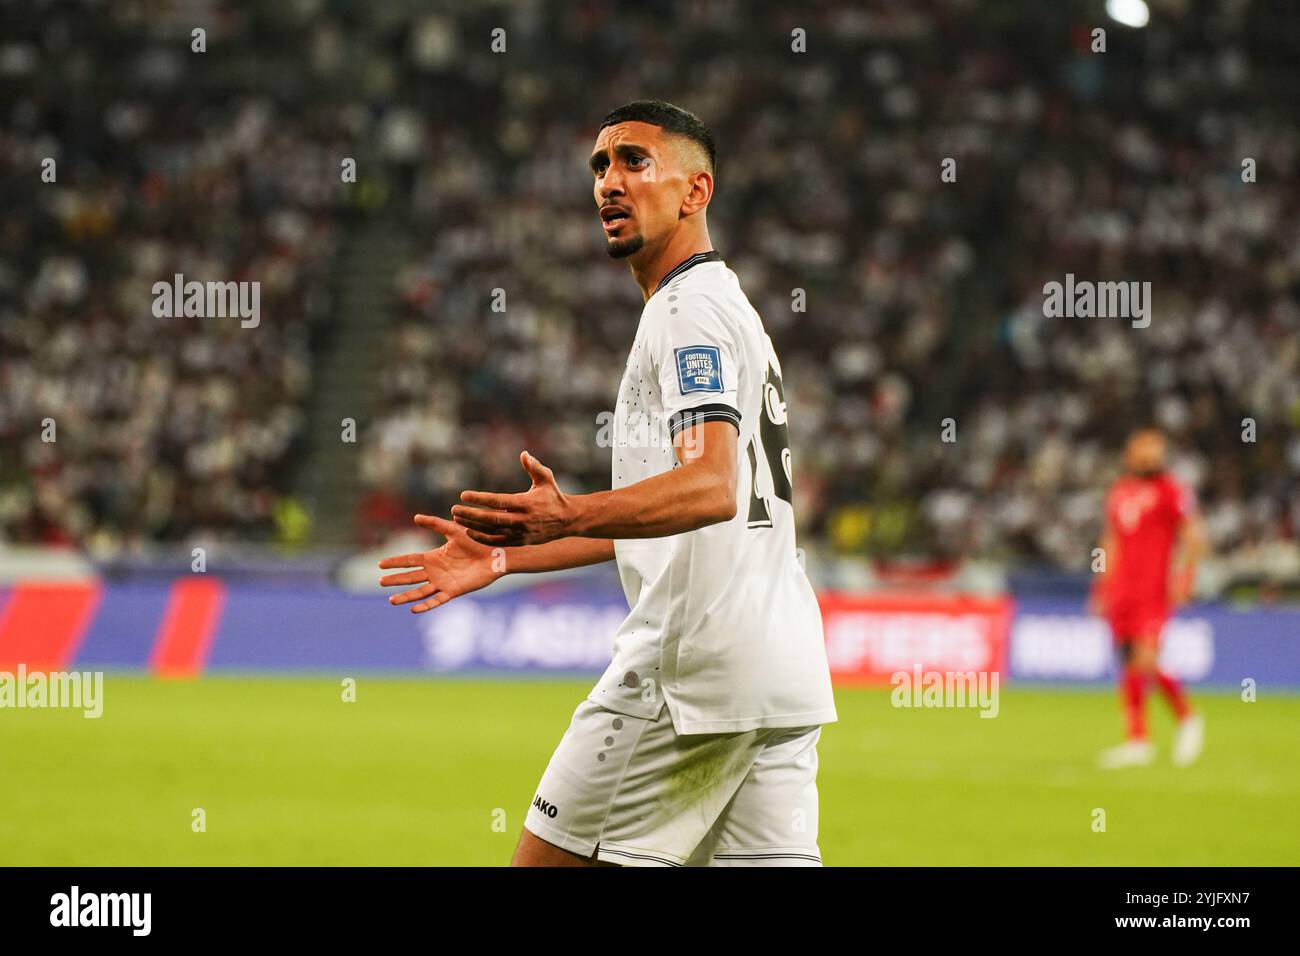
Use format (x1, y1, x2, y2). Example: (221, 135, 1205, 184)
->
(1107, 601, 1169, 645)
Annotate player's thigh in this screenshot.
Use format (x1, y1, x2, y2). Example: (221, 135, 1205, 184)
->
(1112, 608, 1164, 673)
(689, 725, 824, 866)
(521, 699, 654, 862)
(510, 827, 613, 867)
(596, 714, 768, 866)
(523, 699, 765, 867)
(1130, 637, 1160, 672)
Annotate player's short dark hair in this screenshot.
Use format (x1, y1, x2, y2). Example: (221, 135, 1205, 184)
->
(599, 100, 717, 175)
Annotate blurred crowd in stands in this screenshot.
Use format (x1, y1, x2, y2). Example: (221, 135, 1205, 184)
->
(3, 1, 1297, 584)
(1, 5, 345, 550)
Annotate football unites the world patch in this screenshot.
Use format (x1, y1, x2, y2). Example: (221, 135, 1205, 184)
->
(674, 345, 723, 394)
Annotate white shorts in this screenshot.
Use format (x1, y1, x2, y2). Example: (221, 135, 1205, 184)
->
(524, 698, 824, 866)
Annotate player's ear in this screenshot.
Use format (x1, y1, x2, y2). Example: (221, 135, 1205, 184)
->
(681, 170, 712, 217)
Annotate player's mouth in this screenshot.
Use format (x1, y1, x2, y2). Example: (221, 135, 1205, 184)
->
(600, 206, 632, 233)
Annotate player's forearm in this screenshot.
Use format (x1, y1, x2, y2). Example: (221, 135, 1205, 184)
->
(1172, 520, 1208, 582)
(1185, 523, 1208, 568)
(567, 465, 735, 539)
(1173, 546, 1202, 582)
(503, 536, 616, 574)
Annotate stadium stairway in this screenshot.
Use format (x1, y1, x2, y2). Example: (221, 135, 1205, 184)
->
(293, 217, 411, 545)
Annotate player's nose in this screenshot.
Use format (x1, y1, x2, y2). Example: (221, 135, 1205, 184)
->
(598, 167, 626, 196)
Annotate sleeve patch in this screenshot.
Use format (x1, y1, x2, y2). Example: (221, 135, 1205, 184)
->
(674, 345, 723, 394)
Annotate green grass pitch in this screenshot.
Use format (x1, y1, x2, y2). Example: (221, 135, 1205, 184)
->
(1, 676, 1296, 865)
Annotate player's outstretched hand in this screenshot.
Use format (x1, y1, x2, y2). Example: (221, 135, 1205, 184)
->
(378, 514, 504, 613)
(450, 451, 574, 547)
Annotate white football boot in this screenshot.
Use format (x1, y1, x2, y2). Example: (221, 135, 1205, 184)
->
(1172, 714, 1205, 767)
(1098, 739, 1156, 769)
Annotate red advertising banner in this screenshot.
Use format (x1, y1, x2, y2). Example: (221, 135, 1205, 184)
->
(819, 591, 1014, 685)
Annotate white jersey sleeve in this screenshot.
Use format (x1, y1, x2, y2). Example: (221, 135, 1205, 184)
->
(646, 301, 743, 441)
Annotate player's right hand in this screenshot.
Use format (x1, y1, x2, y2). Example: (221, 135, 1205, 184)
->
(377, 514, 505, 613)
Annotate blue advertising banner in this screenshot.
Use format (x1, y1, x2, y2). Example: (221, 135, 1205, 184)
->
(5, 578, 1296, 688)
(1010, 598, 1300, 687)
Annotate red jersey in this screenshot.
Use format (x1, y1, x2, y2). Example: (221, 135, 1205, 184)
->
(1102, 472, 1195, 615)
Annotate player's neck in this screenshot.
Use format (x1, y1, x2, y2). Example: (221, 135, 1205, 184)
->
(629, 227, 714, 303)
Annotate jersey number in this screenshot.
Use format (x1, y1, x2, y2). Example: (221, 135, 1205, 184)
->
(747, 362, 793, 528)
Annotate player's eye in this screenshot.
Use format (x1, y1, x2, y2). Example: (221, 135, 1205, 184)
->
(628, 155, 647, 168)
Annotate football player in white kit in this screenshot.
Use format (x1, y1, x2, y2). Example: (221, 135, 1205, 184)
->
(378, 101, 837, 866)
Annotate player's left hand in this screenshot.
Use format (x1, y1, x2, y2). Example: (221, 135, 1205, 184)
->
(451, 451, 575, 546)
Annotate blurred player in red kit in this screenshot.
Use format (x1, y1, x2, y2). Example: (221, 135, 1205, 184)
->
(1091, 429, 1208, 768)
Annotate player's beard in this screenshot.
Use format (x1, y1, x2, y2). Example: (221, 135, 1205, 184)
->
(605, 232, 644, 259)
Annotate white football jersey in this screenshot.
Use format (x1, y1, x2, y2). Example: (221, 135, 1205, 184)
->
(588, 252, 838, 734)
